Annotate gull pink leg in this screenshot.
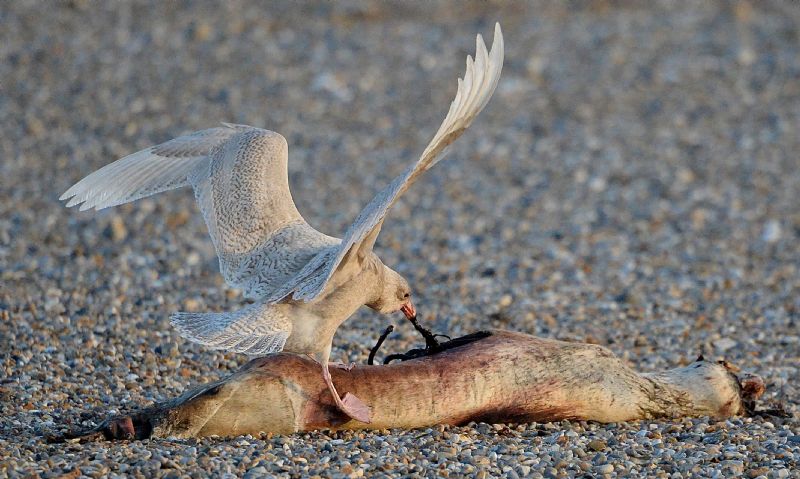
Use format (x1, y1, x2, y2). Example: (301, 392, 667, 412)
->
(321, 360, 371, 423)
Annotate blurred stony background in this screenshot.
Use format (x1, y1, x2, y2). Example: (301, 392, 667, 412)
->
(1, 0, 798, 476)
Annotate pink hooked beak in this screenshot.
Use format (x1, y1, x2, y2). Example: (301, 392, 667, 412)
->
(400, 301, 416, 320)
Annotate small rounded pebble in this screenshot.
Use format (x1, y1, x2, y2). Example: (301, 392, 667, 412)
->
(596, 463, 614, 474)
(587, 439, 607, 451)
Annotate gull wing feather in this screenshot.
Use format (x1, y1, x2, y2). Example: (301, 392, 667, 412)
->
(62, 124, 336, 300)
(190, 128, 337, 300)
(269, 23, 504, 303)
(60, 124, 250, 211)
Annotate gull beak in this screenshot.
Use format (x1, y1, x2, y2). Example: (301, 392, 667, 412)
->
(400, 301, 416, 320)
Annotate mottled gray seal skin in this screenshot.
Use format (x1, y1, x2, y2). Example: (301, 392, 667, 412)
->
(63, 330, 762, 440)
(61, 24, 505, 423)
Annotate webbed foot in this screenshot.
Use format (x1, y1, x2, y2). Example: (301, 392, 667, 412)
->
(320, 360, 372, 423)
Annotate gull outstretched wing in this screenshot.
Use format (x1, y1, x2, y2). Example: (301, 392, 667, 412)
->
(191, 128, 337, 299)
(60, 124, 249, 211)
(269, 23, 504, 303)
(62, 124, 337, 300)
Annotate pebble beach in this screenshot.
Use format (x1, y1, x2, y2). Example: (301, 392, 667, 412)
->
(1, 1, 799, 477)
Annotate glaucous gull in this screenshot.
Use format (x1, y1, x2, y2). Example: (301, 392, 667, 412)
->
(61, 24, 504, 423)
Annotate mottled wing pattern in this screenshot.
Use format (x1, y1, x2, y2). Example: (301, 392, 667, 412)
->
(62, 123, 337, 302)
(60, 124, 249, 210)
(268, 23, 504, 303)
(189, 128, 338, 300)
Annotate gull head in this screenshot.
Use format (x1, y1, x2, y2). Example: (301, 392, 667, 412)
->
(367, 266, 415, 319)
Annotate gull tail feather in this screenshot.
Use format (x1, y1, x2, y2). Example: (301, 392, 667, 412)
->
(170, 302, 291, 356)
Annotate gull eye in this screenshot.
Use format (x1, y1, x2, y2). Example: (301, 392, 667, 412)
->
(403, 292, 410, 299)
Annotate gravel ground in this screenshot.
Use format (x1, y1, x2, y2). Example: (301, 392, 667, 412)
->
(2, 0, 799, 477)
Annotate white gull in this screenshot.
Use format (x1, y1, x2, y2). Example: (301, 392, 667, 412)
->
(61, 23, 504, 423)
